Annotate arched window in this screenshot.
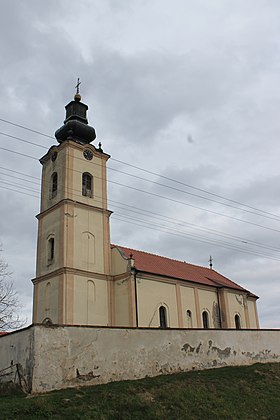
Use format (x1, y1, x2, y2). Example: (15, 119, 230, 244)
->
(235, 314, 241, 330)
(159, 306, 167, 328)
(186, 310, 193, 328)
(48, 237, 55, 262)
(50, 172, 58, 198)
(82, 172, 93, 197)
(202, 310, 209, 329)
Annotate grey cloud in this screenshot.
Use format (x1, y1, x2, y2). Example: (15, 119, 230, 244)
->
(0, 0, 280, 328)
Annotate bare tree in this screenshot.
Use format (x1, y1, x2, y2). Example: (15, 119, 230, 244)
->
(0, 250, 25, 331)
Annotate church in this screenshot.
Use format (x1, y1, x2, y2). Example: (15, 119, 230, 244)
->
(32, 89, 260, 331)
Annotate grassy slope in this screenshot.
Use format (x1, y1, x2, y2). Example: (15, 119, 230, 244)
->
(0, 363, 280, 419)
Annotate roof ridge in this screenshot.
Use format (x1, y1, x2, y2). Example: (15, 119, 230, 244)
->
(111, 244, 254, 295)
(113, 243, 213, 271)
(207, 270, 249, 291)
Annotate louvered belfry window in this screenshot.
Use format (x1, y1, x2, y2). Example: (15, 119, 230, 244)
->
(82, 172, 92, 197)
(51, 172, 58, 198)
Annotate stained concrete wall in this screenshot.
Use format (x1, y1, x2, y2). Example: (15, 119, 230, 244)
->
(0, 326, 34, 392)
(1, 325, 280, 394)
(32, 325, 280, 393)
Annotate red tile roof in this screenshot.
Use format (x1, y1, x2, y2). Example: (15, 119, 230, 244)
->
(113, 245, 256, 297)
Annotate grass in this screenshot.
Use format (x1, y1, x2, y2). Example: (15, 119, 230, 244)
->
(0, 363, 280, 419)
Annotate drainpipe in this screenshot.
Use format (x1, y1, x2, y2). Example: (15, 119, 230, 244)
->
(133, 268, 139, 327)
(216, 287, 223, 329)
(129, 254, 139, 328)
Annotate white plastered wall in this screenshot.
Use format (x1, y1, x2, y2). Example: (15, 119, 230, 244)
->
(71, 145, 105, 209)
(180, 285, 198, 327)
(73, 207, 105, 274)
(73, 275, 109, 325)
(36, 276, 60, 323)
(37, 207, 61, 277)
(247, 298, 258, 329)
(111, 247, 129, 275)
(41, 146, 66, 212)
(114, 277, 130, 326)
(226, 291, 247, 328)
(137, 276, 178, 328)
(198, 289, 219, 328)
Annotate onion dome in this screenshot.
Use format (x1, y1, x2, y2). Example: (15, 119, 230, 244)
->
(55, 83, 96, 144)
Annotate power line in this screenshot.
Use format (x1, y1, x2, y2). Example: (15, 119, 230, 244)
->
(110, 157, 280, 219)
(0, 117, 279, 220)
(0, 118, 54, 140)
(2, 132, 280, 252)
(112, 204, 280, 253)
(107, 178, 280, 234)
(2, 172, 280, 260)
(112, 216, 280, 262)
(114, 212, 280, 259)
(0, 185, 39, 199)
(2, 144, 280, 238)
(0, 146, 38, 160)
(0, 166, 40, 181)
(0, 179, 40, 194)
(106, 162, 280, 221)
(1, 180, 280, 261)
(113, 211, 280, 258)
(0, 131, 46, 149)
(2, 151, 279, 249)
(2, 138, 280, 232)
(2, 164, 280, 253)
(0, 171, 40, 185)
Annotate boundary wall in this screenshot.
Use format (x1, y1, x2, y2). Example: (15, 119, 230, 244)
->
(0, 324, 280, 393)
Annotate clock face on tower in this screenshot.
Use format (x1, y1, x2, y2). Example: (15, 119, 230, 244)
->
(83, 149, 93, 160)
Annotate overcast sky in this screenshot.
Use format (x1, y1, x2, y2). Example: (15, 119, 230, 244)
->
(0, 0, 279, 328)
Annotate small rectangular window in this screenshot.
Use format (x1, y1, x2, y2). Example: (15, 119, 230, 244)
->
(48, 238, 55, 262)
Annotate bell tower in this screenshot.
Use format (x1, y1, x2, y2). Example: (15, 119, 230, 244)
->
(32, 87, 112, 326)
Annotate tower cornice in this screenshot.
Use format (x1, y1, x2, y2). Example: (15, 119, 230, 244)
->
(32, 267, 113, 285)
(40, 139, 110, 165)
(36, 198, 113, 220)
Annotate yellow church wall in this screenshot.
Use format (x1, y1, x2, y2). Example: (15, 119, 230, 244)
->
(40, 141, 108, 213)
(41, 145, 67, 213)
(71, 145, 106, 209)
(111, 247, 129, 275)
(72, 275, 109, 325)
(36, 207, 62, 277)
(114, 276, 131, 326)
(197, 288, 219, 328)
(247, 298, 258, 329)
(137, 276, 178, 328)
(180, 285, 198, 328)
(72, 206, 105, 274)
(226, 291, 247, 328)
(35, 277, 60, 324)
